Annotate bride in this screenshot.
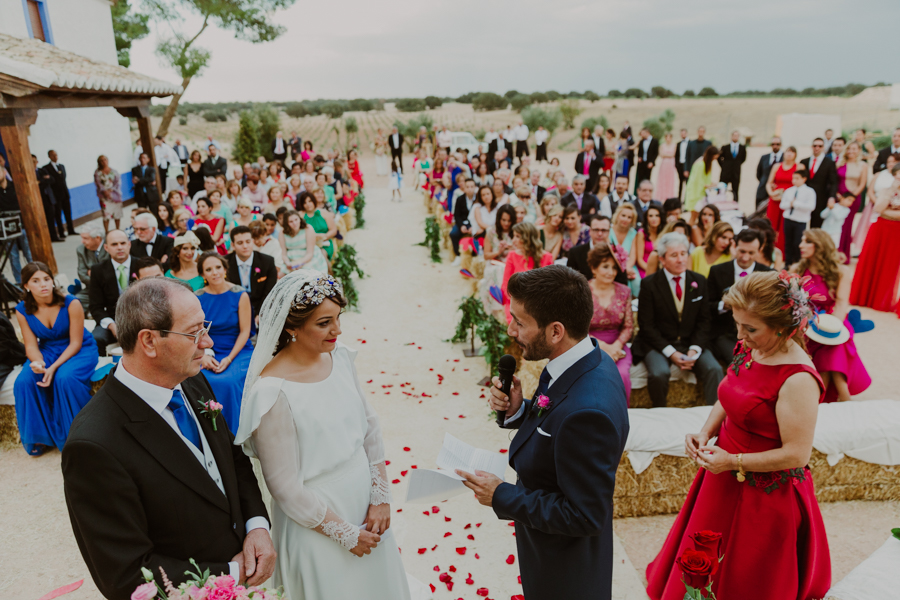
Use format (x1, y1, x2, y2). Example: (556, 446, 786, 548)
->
(235, 270, 410, 599)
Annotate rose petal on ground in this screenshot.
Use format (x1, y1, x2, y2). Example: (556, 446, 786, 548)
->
(403, 447, 411, 451)
(506, 555, 515, 565)
(474, 553, 480, 559)
(391, 479, 400, 484)
(431, 506, 440, 513)
(433, 566, 440, 572)
(444, 516, 451, 522)
(443, 532, 452, 537)
(466, 574, 474, 584)
(417, 548, 427, 554)
(449, 565, 456, 572)
(467, 534, 474, 540)
(455, 547, 466, 555)
(464, 523, 471, 529)
(499, 449, 508, 453)
(401, 470, 408, 476)
(385, 460, 391, 465)
(431, 545, 438, 551)
(429, 584, 435, 593)
(438, 573, 451, 583)
(476, 588, 489, 597)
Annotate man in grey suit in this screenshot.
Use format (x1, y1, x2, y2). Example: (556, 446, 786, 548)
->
(683, 126, 712, 181)
(755, 137, 783, 209)
(76, 222, 110, 319)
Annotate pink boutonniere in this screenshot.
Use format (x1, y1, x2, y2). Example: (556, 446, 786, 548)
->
(534, 394, 552, 417)
(200, 399, 224, 431)
(690, 281, 698, 289)
(254, 267, 261, 273)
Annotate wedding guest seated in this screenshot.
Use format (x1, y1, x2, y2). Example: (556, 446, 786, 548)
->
(632, 232, 723, 407)
(609, 203, 641, 295)
(172, 208, 193, 237)
(567, 215, 629, 287)
(561, 175, 600, 223)
(560, 205, 590, 258)
(279, 209, 329, 273)
(587, 243, 634, 402)
(156, 201, 176, 236)
(232, 197, 260, 229)
(302, 190, 338, 261)
(167, 189, 193, 216)
(793, 229, 871, 402)
(76, 222, 108, 318)
(707, 228, 771, 362)
(502, 222, 554, 323)
(89, 230, 138, 355)
(248, 220, 286, 277)
(192, 225, 218, 254)
(263, 212, 279, 238)
(690, 204, 720, 248)
(662, 197, 683, 224)
(196, 252, 254, 432)
(747, 217, 785, 270)
(636, 205, 663, 277)
(195, 196, 227, 254)
(130, 212, 174, 267)
(540, 204, 564, 259)
(479, 205, 516, 319)
(690, 221, 734, 277)
(134, 256, 164, 279)
(644, 219, 694, 276)
(15, 262, 99, 455)
(226, 225, 278, 322)
(165, 231, 204, 291)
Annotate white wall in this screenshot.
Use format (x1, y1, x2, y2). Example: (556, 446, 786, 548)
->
(0, 0, 31, 37)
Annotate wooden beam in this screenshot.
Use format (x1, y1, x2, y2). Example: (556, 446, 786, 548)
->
(0, 93, 154, 111)
(135, 114, 163, 198)
(0, 109, 57, 274)
(115, 105, 150, 119)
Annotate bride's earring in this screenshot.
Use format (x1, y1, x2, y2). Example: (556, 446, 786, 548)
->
(291, 332, 297, 342)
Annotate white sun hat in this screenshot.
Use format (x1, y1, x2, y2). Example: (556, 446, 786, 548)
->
(806, 313, 850, 346)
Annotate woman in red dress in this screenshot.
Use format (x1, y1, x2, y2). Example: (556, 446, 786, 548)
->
(646, 271, 831, 600)
(850, 164, 900, 314)
(347, 148, 364, 191)
(502, 221, 553, 323)
(765, 145, 798, 253)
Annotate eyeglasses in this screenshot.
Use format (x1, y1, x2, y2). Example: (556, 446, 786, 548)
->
(157, 321, 212, 345)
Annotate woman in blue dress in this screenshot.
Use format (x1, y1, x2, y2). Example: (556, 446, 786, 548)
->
(195, 252, 254, 432)
(14, 262, 98, 455)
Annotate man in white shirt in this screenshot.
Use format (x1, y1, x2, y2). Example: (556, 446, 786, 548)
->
(173, 139, 190, 163)
(605, 175, 636, 218)
(534, 126, 549, 162)
(822, 128, 835, 154)
(272, 131, 288, 164)
(755, 137, 783, 208)
(674, 129, 690, 198)
(632, 232, 723, 407)
(154, 136, 181, 193)
(874, 127, 900, 174)
(485, 127, 498, 144)
(63, 277, 274, 598)
(780, 169, 817, 265)
(88, 229, 137, 355)
(206, 135, 222, 151)
(437, 126, 453, 155)
(514, 120, 530, 162)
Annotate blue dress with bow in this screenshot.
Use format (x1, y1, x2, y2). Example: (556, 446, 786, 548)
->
(15, 294, 98, 455)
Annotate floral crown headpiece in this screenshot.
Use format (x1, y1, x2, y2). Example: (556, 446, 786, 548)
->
(291, 274, 343, 311)
(777, 271, 825, 336)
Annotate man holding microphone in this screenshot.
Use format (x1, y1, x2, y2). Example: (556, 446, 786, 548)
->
(456, 265, 629, 600)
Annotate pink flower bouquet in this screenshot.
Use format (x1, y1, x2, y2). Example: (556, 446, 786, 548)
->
(135, 559, 283, 600)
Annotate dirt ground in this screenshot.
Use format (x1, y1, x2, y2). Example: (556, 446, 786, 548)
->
(1, 152, 898, 599)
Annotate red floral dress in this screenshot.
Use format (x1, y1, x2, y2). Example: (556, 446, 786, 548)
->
(646, 343, 831, 600)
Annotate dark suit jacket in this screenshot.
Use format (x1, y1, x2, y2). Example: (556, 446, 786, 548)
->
(756, 152, 783, 201)
(533, 185, 546, 204)
(567, 242, 629, 285)
(707, 261, 772, 340)
(43, 162, 70, 202)
(289, 136, 302, 156)
(685, 139, 712, 175)
(131, 165, 159, 206)
(799, 155, 838, 210)
(718, 143, 747, 183)
(202, 156, 228, 178)
(632, 270, 712, 361)
(631, 198, 662, 226)
(488, 138, 511, 158)
(131, 233, 175, 267)
(493, 340, 629, 600)
(453, 193, 475, 229)
(675, 139, 690, 173)
(873, 146, 898, 174)
(226, 251, 277, 318)
(561, 191, 600, 223)
(636, 137, 659, 166)
(271, 138, 288, 157)
(388, 133, 404, 153)
(574, 151, 602, 190)
(63, 372, 268, 600)
(590, 134, 607, 160)
(88, 259, 141, 323)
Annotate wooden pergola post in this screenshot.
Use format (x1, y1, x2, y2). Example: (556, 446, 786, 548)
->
(116, 105, 162, 201)
(0, 108, 57, 274)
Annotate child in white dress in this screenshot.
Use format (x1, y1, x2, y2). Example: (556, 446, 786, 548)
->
(820, 196, 853, 247)
(389, 160, 402, 201)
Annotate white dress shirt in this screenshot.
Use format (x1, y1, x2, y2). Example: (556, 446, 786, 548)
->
(718, 261, 756, 312)
(598, 196, 613, 218)
(504, 336, 595, 424)
(642, 137, 652, 161)
(437, 130, 453, 148)
(661, 269, 702, 360)
(534, 129, 548, 145)
(236, 254, 254, 291)
(100, 256, 132, 330)
(392, 133, 400, 149)
(730, 142, 739, 157)
(114, 362, 269, 580)
(781, 184, 818, 223)
(678, 140, 689, 163)
(515, 124, 529, 141)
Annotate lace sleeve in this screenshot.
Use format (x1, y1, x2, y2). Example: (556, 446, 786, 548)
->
(369, 461, 391, 506)
(252, 389, 358, 552)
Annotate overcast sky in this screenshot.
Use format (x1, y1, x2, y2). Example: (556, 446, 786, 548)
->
(130, 0, 897, 103)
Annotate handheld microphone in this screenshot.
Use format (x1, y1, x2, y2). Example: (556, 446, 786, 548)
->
(495, 354, 518, 426)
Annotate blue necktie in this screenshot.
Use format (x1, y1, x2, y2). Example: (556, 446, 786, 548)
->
(534, 368, 552, 399)
(168, 389, 201, 451)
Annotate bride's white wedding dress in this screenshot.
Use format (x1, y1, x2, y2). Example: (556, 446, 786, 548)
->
(238, 343, 410, 599)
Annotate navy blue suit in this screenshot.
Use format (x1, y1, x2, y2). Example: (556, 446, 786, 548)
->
(492, 339, 629, 600)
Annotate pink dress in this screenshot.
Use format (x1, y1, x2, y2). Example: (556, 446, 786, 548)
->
(655, 142, 678, 200)
(589, 282, 634, 402)
(638, 235, 655, 278)
(502, 252, 554, 323)
(804, 270, 872, 403)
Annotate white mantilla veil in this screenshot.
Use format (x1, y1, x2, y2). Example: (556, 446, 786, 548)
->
(235, 268, 335, 455)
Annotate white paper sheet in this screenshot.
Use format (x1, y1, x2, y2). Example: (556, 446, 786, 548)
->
(405, 433, 508, 503)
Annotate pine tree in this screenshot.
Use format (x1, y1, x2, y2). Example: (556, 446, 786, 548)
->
(233, 111, 260, 166)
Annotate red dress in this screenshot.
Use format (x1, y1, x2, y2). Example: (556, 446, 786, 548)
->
(850, 215, 900, 314)
(646, 348, 831, 600)
(767, 163, 796, 253)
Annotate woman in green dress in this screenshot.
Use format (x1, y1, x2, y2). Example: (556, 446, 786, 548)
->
(279, 209, 329, 273)
(314, 171, 338, 213)
(300, 190, 338, 260)
(685, 146, 720, 224)
(165, 231, 205, 291)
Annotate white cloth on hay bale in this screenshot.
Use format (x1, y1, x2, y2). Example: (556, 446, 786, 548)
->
(628, 360, 697, 389)
(624, 399, 900, 474)
(825, 536, 900, 600)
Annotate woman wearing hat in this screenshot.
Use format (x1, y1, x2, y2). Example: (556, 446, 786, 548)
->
(793, 229, 871, 403)
(647, 270, 831, 600)
(165, 231, 204, 291)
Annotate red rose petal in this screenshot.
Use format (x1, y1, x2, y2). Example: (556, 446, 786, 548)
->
(452, 392, 459, 396)
(518, 575, 522, 583)
(411, 465, 418, 469)
(467, 534, 474, 540)
(366, 379, 373, 383)
(458, 414, 465, 418)
(443, 532, 452, 537)
(506, 554, 515, 565)
(464, 523, 471, 529)
(431, 545, 438, 551)
(429, 584, 435, 593)
(431, 506, 440, 514)
(445, 582, 453, 591)
(385, 460, 391, 465)
(513, 595, 524, 600)
(476, 588, 489, 597)
(474, 553, 480, 559)
(403, 447, 411, 451)
(476, 523, 482, 527)
(438, 573, 451, 583)
(433, 566, 440, 572)
(455, 547, 466, 555)
(448, 565, 456, 572)
(391, 479, 400, 484)
(466, 574, 474, 585)
(444, 516, 451, 522)
(396, 509, 402, 513)
(400, 470, 408, 476)
(417, 548, 427, 554)
(507, 522, 514, 527)
(499, 449, 508, 453)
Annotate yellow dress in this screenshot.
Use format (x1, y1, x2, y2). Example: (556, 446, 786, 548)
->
(690, 246, 731, 278)
(685, 160, 714, 211)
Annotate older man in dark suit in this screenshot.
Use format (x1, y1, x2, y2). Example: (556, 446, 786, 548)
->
(203, 144, 228, 179)
(130, 212, 174, 268)
(800, 137, 838, 229)
(718, 130, 746, 203)
(574, 139, 602, 192)
(632, 232, 723, 407)
(561, 175, 600, 224)
(88, 230, 140, 355)
(755, 137, 783, 209)
(44, 149, 76, 235)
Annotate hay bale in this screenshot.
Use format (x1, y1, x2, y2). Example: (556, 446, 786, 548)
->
(0, 405, 19, 446)
(630, 381, 706, 409)
(612, 449, 900, 519)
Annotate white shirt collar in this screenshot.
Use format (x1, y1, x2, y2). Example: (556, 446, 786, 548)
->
(663, 268, 685, 286)
(734, 261, 755, 279)
(236, 253, 254, 268)
(546, 336, 594, 387)
(115, 360, 186, 416)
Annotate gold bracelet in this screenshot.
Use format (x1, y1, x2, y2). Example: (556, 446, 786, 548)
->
(736, 453, 745, 482)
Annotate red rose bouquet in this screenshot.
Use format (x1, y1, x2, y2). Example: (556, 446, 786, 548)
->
(676, 530, 723, 599)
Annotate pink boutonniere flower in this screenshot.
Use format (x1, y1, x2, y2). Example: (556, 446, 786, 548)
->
(254, 267, 261, 273)
(200, 398, 224, 431)
(535, 394, 552, 417)
(690, 281, 698, 289)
